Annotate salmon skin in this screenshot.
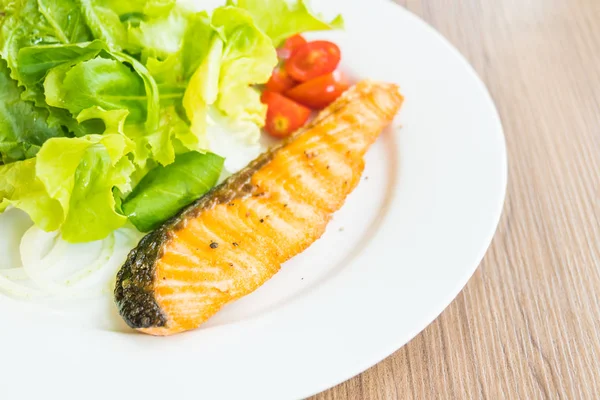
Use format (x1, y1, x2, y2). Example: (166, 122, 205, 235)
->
(114, 80, 404, 336)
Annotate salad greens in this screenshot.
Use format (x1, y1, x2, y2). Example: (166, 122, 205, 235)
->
(228, 0, 344, 46)
(0, 59, 64, 163)
(0, 0, 343, 242)
(122, 151, 224, 232)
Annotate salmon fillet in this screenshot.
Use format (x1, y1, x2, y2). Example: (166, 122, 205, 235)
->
(114, 80, 404, 336)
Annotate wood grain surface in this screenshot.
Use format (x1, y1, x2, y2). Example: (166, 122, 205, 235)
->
(312, 0, 600, 398)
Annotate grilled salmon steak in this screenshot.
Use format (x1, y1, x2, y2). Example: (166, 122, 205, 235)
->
(115, 80, 404, 335)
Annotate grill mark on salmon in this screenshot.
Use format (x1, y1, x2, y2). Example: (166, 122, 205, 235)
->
(114, 80, 404, 335)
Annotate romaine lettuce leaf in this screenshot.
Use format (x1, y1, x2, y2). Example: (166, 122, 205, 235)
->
(227, 0, 344, 46)
(122, 150, 223, 232)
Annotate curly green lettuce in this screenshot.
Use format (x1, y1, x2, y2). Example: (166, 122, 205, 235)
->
(0, 0, 342, 242)
(227, 0, 344, 46)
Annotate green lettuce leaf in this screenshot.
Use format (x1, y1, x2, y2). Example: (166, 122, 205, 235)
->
(0, 59, 64, 163)
(183, 32, 223, 143)
(212, 6, 277, 126)
(35, 134, 135, 242)
(44, 57, 147, 122)
(36, 0, 93, 44)
(76, 106, 129, 133)
(0, 134, 135, 242)
(180, 11, 214, 80)
(182, 7, 276, 148)
(145, 10, 213, 86)
(104, 0, 176, 18)
(227, 0, 344, 46)
(0, 1, 92, 136)
(77, 0, 181, 54)
(16, 40, 105, 88)
(0, 0, 92, 105)
(77, 0, 128, 51)
(112, 51, 160, 132)
(0, 158, 64, 230)
(0, 0, 92, 73)
(76, 105, 129, 140)
(121, 105, 198, 168)
(147, 105, 200, 165)
(125, 5, 188, 59)
(122, 150, 223, 232)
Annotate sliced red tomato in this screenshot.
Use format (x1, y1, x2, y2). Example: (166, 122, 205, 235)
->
(285, 71, 350, 109)
(277, 34, 307, 60)
(261, 90, 274, 104)
(285, 40, 341, 82)
(283, 34, 307, 54)
(265, 66, 297, 93)
(262, 92, 311, 138)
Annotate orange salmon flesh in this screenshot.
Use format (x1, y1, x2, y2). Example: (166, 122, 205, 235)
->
(115, 80, 404, 336)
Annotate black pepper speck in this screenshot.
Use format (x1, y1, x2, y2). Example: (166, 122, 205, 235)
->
(210, 242, 219, 249)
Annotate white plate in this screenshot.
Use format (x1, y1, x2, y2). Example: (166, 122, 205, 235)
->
(0, 0, 506, 398)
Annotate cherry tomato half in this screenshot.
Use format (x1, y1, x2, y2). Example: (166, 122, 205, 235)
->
(265, 66, 297, 93)
(285, 71, 350, 109)
(283, 34, 307, 54)
(277, 35, 307, 60)
(285, 40, 341, 82)
(261, 92, 311, 138)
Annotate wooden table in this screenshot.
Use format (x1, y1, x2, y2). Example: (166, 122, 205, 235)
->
(312, 0, 600, 398)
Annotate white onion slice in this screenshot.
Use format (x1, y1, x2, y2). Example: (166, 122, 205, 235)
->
(0, 210, 143, 301)
(19, 227, 116, 299)
(62, 233, 115, 286)
(0, 268, 28, 281)
(0, 273, 43, 299)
